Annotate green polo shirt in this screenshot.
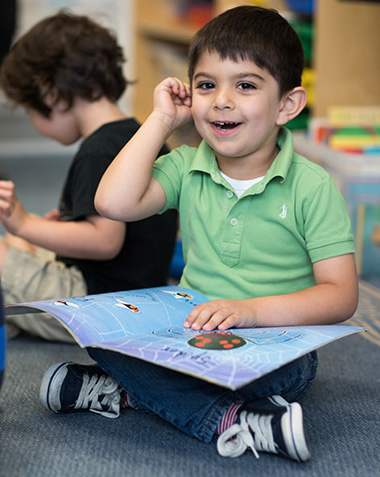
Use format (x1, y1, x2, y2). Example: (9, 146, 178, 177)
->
(153, 128, 355, 300)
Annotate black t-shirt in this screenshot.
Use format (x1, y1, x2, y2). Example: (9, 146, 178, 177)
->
(58, 118, 177, 294)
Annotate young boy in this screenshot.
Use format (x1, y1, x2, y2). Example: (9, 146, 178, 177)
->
(0, 11, 177, 342)
(38, 6, 358, 461)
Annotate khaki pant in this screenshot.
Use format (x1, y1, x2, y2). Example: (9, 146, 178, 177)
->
(2, 246, 87, 342)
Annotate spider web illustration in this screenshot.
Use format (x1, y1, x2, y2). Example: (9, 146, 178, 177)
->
(5, 286, 364, 389)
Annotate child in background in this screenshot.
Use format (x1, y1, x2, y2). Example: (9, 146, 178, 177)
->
(0, 11, 177, 342)
(38, 7, 358, 461)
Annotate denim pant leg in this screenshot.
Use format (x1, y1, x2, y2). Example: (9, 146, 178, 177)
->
(87, 348, 318, 444)
(237, 350, 319, 404)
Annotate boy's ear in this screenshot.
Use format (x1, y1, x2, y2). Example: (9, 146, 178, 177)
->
(41, 86, 58, 107)
(276, 87, 307, 126)
(42, 87, 68, 112)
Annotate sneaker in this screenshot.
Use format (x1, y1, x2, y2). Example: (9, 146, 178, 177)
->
(39, 362, 122, 419)
(217, 396, 310, 462)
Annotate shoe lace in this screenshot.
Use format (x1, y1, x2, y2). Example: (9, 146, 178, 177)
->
(75, 373, 121, 419)
(217, 410, 276, 458)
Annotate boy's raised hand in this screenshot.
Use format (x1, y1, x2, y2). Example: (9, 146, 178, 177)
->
(153, 77, 192, 132)
(95, 77, 191, 224)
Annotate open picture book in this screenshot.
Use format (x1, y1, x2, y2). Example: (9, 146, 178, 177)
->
(4, 286, 364, 390)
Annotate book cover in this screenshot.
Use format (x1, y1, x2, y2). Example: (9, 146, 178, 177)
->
(4, 286, 364, 390)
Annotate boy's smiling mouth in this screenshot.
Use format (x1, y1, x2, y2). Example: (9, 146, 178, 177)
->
(213, 121, 241, 131)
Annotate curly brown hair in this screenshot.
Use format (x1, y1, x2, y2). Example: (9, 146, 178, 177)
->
(0, 10, 129, 117)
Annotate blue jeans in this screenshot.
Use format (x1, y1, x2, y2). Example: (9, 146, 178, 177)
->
(87, 348, 318, 443)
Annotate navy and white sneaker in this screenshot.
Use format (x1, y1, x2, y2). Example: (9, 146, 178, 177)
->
(217, 395, 310, 462)
(39, 362, 122, 419)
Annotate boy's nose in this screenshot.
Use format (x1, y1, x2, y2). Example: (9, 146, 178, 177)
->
(213, 89, 234, 110)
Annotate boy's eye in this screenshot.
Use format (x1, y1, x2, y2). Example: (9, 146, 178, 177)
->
(196, 82, 215, 90)
(237, 82, 256, 90)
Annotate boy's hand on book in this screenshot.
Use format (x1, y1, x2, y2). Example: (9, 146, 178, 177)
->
(183, 299, 256, 331)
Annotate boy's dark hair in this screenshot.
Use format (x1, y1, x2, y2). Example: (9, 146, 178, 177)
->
(0, 11, 129, 117)
(188, 6, 304, 96)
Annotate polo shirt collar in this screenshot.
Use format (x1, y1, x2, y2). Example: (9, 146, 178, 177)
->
(267, 127, 294, 184)
(189, 140, 224, 184)
(189, 126, 294, 186)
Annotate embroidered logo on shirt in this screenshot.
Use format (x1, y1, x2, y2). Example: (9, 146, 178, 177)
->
(279, 204, 287, 219)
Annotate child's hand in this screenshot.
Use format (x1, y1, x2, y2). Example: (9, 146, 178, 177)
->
(0, 180, 27, 234)
(184, 299, 257, 331)
(152, 77, 192, 131)
(44, 208, 62, 221)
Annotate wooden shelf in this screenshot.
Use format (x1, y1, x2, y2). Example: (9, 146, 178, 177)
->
(137, 18, 197, 44)
(313, 0, 380, 117)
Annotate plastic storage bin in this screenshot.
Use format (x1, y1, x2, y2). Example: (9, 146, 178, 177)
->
(293, 133, 380, 277)
(286, 0, 314, 16)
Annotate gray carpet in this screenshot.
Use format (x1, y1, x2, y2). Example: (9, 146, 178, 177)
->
(0, 281, 379, 477)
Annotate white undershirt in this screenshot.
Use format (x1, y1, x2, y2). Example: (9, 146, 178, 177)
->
(220, 171, 264, 198)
